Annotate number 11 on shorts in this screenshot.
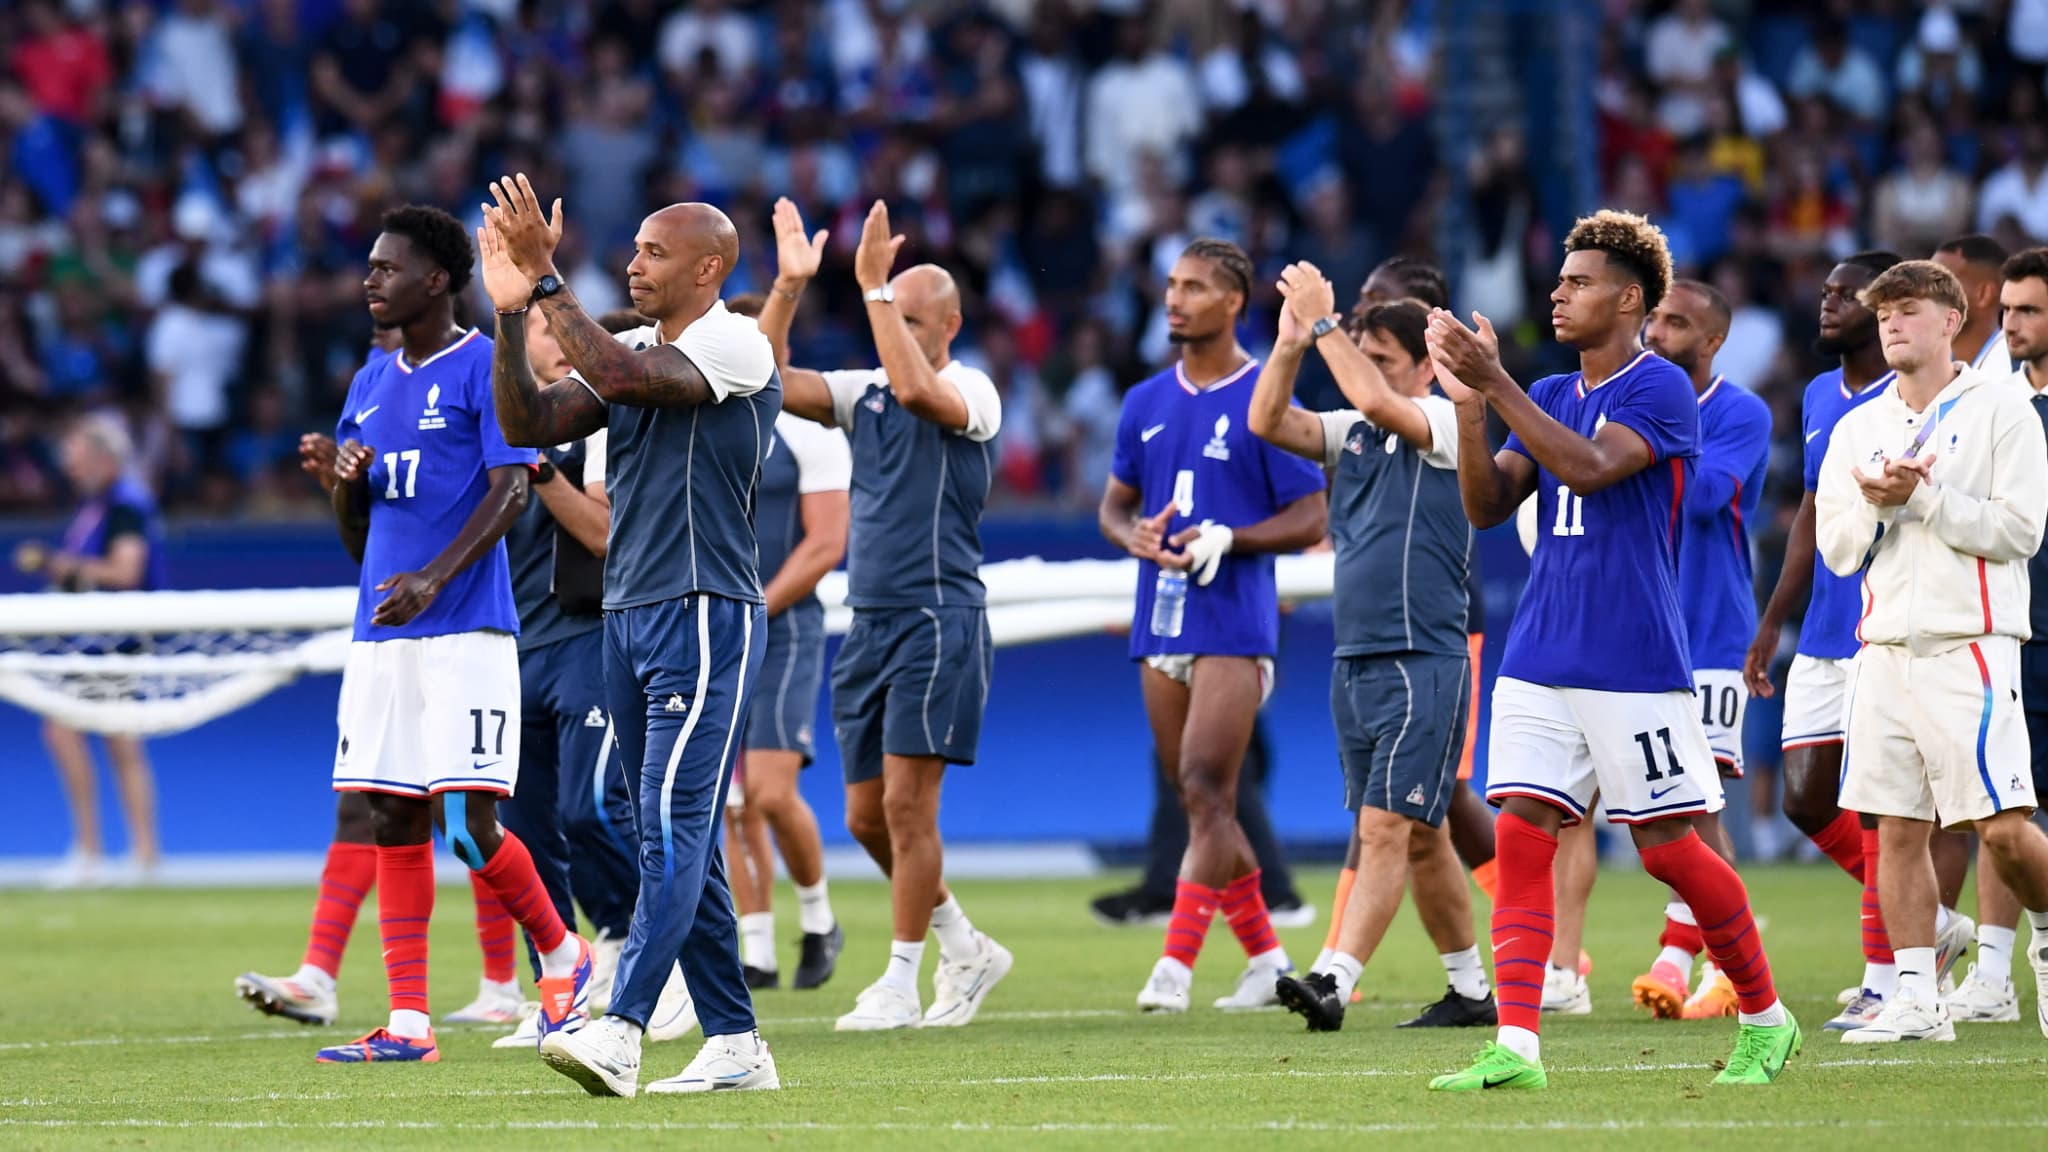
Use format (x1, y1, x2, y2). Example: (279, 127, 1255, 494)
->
(1633, 726, 1684, 782)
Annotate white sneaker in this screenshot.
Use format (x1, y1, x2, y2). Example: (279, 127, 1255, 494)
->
(1936, 912, 1975, 985)
(1836, 984, 1862, 1006)
(1542, 964, 1591, 1015)
(1212, 962, 1288, 1011)
(1823, 988, 1885, 1031)
(43, 850, 106, 890)
(443, 976, 525, 1024)
(1137, 957, 1191, 1014)
(834, 980, 922, 1031)
(1268, 902, 1317, 930)
(647, 964, 698, 1042)
(589, 930, 624, 1015)
(924, 933, 1013, 1027)
(491, 1002, 546, 1049)
(234, 970, 337, 1026)
(540, 1016, 642, 1097)
(645, 1031, 780, 1094)
(1839, 992, 1956, 1043)
(2030, 928, 2048, 1040)
(1943, 963, 2019, 1023)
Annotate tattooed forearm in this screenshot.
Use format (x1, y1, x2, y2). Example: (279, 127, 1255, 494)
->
(492, 309, 607, 446)
(540, 290, 713, 408)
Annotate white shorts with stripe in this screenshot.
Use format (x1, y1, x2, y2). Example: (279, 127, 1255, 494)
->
(1485, 677, 1725, 825)
(332, 631, 522, 796)
(1841, 637, 2037, 828)
(1693, 668, 1749, 777)
(1781, 653, 1850, 751)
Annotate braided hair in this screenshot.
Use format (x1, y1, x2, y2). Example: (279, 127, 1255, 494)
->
(1181, 238, 1254, 319)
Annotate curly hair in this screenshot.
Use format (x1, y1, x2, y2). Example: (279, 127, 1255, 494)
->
(379, 205, 475, 295)
(1562, 209, 1673, 315)
(1371, 256, 1449, 310)
(1181, 238, 1254, 318)
(1859, 259, 1968, 322)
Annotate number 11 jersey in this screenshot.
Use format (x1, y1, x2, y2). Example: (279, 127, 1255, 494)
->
(1499, 350, 1699, 694)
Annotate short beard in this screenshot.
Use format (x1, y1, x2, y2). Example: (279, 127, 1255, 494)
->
(1658, 347, 1698, 373)
(1814, 322, 1876, 358)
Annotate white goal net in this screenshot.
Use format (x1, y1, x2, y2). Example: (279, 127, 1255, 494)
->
(0, 555, 1335, 736)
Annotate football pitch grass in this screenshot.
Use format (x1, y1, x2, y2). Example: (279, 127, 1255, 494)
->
(5, 865, 2046, 1150)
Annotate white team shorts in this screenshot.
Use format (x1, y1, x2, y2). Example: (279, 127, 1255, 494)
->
(1840, 638, 2038, 828)
(1694, 668, 1749, 778)
(1144, 653, 1275, 705)
(332, 631, 522, 797)
(1782, 653, 1850, 751)
(1485, 677, 1725, 825)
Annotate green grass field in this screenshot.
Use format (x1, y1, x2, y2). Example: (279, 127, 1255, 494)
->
(4, 865, 2046, 1150)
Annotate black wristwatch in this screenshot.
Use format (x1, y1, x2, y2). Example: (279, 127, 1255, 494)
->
(531, 274, 564, 303)
(535, 457, 557, 485)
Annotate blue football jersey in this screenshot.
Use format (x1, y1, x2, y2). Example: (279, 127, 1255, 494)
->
(1500, 351, 1699, 692)
(1112, 359, 1329, 659)
(1679, 376, 1772, 670)
(1798, 367, 1893, 660)
(335, 329, 528, 641)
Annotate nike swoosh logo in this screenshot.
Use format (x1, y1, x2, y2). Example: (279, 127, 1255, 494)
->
(1649, 784, 1681, 800)
(1482, 1073, 1521, 1088)
(355, 405, 381, 422)
(1142, 424, 1166, 442)
(1805, 430, 1821, 443)
(473, 760, 501, 772)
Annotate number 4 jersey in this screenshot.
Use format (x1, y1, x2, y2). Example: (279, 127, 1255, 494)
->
(1499, 350, 1700, 693)
(335, 331, 529, 642)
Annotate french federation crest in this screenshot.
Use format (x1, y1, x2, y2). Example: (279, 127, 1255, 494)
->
(1203, 415, 1231, 461)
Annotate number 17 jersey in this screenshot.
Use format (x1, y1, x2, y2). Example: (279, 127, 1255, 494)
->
(1500, 350, 1699, 693)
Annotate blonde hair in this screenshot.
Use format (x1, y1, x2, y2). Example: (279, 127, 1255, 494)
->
(1563, 209, 1674, 314)
(1859, 258, 1969, 324)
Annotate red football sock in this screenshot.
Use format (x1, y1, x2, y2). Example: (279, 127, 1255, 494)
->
(1639, 831, 1777, 1015)
(1810, 809, 1866, 880)
(469, 871, 517, 984)
(1491, 812, 1559, 1036)
(1323, 867, 1356, 952)
(1221, 870, 1282, 959)
(475, 828, 568, 955)
(301, 841, 376, 978)
(1860, 825, 1893, 964)
(1659, 912, 1704, 958)
(375, 842, 436, 1015)
(1163, 878, 1221, 968)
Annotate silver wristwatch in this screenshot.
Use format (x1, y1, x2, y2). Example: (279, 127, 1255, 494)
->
(863, 285, 895, 304)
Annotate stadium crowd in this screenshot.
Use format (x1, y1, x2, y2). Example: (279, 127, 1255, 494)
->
(3, 0, 2048, 525)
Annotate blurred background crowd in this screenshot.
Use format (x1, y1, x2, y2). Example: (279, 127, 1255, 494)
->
(2, 0, 2047, 534)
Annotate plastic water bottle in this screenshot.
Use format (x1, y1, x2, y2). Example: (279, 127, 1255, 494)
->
(1150, 569, 1188, 638)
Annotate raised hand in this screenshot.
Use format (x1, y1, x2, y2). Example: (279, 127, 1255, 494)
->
(1425, 309, 1504, 399)
(1275, 286, 1311, 352)
(483, 173, 564, 281)
(853, 200, 906, 294)
(477, 218, 535, 313)
(372, 570, 442, 627)
(1277, 262, 1338, 329)
(773, 197, 829, 285)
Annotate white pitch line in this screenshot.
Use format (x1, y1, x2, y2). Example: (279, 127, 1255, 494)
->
(3, 1117, 2046, 1135)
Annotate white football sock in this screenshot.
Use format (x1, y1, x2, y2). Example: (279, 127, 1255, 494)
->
(797, 879, 835, 935)
(882, 940, 924, 995)
(1327, 952, 1364, 1001)
(292, 964, 336, 994)
(1864, 961, 1898, 1000)
(740, 912, 777, 972)
(1497, 1024, 1540, 1062)
(1895, 946, 1938, 1003)
(930, 896, 978, 961)
(1978, 925, 2016, 986)
(538, 935, 582, 979)
(1656, 946, 1696, 985)
(1442, 947, 1490, 1000)
(388, 1009, 431, 1039)
(1737, 998, 1787, 1027)
(1247, 945, 1291, 972)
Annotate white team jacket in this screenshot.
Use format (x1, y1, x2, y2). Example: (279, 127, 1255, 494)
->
(1815, 364, 2048, 656)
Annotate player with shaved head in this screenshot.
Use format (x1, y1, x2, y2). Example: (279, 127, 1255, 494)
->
(760, 198, 1014, 1033)
(483, 178, 782, 1096)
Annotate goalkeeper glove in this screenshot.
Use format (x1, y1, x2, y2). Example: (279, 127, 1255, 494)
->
(1180, 520, 1233, 586)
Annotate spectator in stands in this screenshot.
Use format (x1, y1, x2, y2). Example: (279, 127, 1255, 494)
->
(1788, 17, 1888, 124)
(29, 413, 167, 888)
(1084, 17, 1202, 211)
(1873, 116, 1976, 257)
(1978, 123, 2048, 244)
(146, 261, 247, 501)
